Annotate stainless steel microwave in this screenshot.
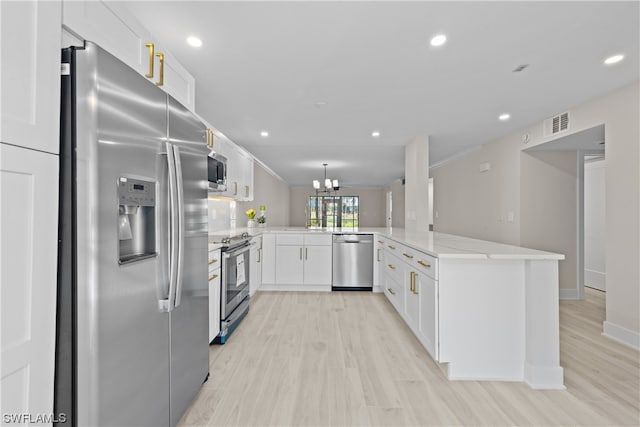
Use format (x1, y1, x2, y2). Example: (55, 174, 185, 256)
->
(208, 153, 227, 192)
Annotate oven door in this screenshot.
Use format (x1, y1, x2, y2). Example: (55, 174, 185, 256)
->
(221, 243, 250, 319)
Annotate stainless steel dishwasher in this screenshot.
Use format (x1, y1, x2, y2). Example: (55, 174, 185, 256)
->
(332, 234, 373, 291)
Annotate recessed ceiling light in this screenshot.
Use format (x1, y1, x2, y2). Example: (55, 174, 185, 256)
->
(186, 36, 202, 48)
(260, 131, 269, 137)
(499, 113, 511, 121)
(372, 131, 380, 137)
(430, 34, 447, 47)
(604, 54, 624, 65)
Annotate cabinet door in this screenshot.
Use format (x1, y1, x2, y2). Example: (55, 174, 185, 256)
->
(417, 273, 439, 360)
(249, 244, 261, 296)
(1, 144, 59, 420)
(161, 49, 196, 112)
(208, 271, 221, 342)
(261, 234, 276, 284)
(404, 270, 419, 333)
(63, 0, 150, 75)
(275, 245, 303, 284)
(1, 1, 61, 153)
(303, 245, 332, 285)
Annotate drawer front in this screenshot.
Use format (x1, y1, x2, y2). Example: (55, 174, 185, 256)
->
(304, 234, 332, 246)
(208, 262, 220, 278)
(276, 233, 304, 245)
(384, 252, 404, 285)
(412, 253, 438, 279)
(384, 275, 404, 313)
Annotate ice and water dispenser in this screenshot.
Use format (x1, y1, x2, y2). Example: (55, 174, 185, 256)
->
(117, 177, 157, 264)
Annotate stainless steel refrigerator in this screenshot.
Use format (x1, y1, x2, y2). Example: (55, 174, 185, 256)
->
(55, 42, 209, 426)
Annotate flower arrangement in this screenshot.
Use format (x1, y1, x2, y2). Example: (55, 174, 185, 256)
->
(257, 216, 266, 224)
(245, 209, 256, 220)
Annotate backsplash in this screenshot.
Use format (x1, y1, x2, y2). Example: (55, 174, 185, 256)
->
(208, 199, 236, 232)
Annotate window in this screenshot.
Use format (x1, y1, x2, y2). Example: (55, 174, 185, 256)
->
(308, 196, 359, 228)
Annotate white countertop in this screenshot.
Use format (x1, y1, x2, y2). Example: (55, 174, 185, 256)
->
(208, 226, 564, 260)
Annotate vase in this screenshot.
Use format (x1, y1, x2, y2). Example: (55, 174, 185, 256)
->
(258, 222, 266, 228)
(247, 219, 256, 228)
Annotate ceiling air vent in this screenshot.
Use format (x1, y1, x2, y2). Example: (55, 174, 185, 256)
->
(544, 112, 570, 137)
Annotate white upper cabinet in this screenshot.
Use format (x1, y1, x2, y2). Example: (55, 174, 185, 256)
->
(210, 131, 254, 201)
(62, 0, 195, 111)
(1, 0, 61, 154)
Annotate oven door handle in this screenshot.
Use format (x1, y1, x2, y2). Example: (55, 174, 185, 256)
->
(223, 244, 250, 259)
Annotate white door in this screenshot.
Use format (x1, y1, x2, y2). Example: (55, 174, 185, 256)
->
(1, 0, 61, 154)
(386, 191, 393, 227)
(1, 144, 59, 423)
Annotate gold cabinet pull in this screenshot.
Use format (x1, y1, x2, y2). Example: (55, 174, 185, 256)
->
(299, 247, 303, 260)
(388, 245, 396, 250)
(145, 42, 154, 78)
(387, 288, 396, 295)
(403, 252, 414, 259)
(233, 182, 238, 195)
(378, 240, 384, 244)
(208, 274, 219, 282)
(207, 129, 215, 148)
(245, 185, 249, 197)
(418, 260, 431, 268)
(155, 52, 164, 86)
(377, 248, 381, 262)
(387, 264, 396, 270)
(305, 247, 308, 260)
(208, 258, 218, 265)
(409, 271, 414, 293)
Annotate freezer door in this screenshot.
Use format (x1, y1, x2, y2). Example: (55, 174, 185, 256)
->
(167, 96, 209, 426)
(73, 43, 171, 426)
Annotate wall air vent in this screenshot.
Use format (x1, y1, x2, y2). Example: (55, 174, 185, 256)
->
(543, 112, 570, 137)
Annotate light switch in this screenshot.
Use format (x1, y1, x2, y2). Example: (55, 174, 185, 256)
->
(507, 211, 515, 223)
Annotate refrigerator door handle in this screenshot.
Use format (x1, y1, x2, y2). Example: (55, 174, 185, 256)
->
(172, 144, 185, 308)
(165, 142, 179, 312)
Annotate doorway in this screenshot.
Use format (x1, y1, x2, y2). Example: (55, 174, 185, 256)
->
(522, 124, 606, 300)
(386, 191, 392, 228)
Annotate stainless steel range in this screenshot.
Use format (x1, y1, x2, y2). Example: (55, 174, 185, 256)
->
(213, 233, 251, 343)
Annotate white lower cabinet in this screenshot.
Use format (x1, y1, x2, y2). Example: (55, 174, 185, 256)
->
(265, 233, 332, 290)
(381, 240, 439, 362)
(417, 272, 438, 359)
(249, 236, 262, 295)
(1, 143, 59, 424)
(208, 249, 221, 342)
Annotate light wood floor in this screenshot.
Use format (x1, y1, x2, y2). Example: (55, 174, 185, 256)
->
(179, 288, 640, 426)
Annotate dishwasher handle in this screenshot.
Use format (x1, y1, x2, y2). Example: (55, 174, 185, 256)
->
(333, 234, 373, 244)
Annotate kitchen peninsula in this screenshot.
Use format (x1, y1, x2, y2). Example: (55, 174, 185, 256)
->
(209, 227, 565, 390)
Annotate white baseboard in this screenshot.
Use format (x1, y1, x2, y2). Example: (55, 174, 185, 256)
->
(524, 362, 566, 390)
(603, 321, 640, 350)
(559, 288, 580, 300)
(584, 269, 606, 291)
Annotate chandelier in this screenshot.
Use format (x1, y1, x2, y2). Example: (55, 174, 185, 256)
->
(313, 163, 339, 194)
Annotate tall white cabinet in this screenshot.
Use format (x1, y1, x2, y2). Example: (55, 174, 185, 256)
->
(1, 1, 62, 424)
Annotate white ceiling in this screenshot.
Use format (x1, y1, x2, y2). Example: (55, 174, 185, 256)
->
(120, 1, 639, 187)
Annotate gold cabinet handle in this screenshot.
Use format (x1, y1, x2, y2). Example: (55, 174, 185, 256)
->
(300, 247, 303, 260)
(145, 42, 154, 78)
(413, 272, 419, 295)
(377, 248, 381, 262)
(208, 274, 219, 282)
(245, 185, 249, 197)
(388, 245, 396, 250)
(258, 248, 261, 263)
(155, 52, 164, 86)
(233, 182, 238, 195)
(418, 260, 431, 268)
(378, 240, 384, 244)
(207, 129, 215, 148)
(387, 288, 396, 295)
(409, 271, 415, 293)
(387, 264, 396, 270)
(208, 258, 218, 265)
(403, 252, 414, 259)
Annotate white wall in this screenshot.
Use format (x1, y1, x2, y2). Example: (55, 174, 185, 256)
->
(431, 136, 521, 245)
(404, 135, 430, 232)
(430, 81, 639, 348)
(520, 150, 578, 293)
(289, 187, 386, 227)
(584, 159, 606, 291)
